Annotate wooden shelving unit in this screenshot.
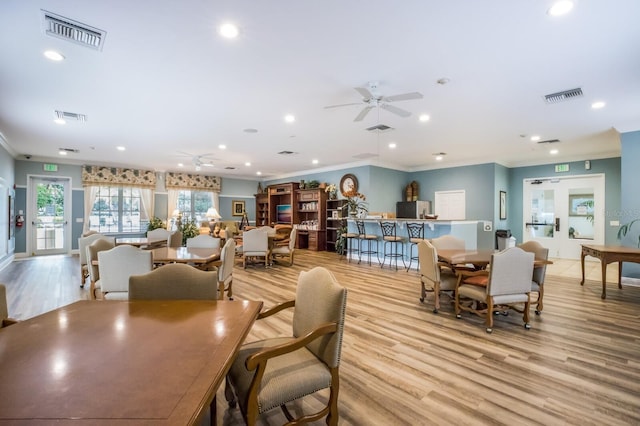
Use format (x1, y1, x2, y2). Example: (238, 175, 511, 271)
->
(294, 188, 326, 251)
(255, 193, 269, 226)
(326, 199, 347, 253)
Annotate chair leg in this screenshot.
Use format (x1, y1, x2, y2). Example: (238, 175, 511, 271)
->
(433, 282, 440, 313)
(486, 297, 494, 333)
(535, 285, 544, 314)
(524, 297, 531, 329)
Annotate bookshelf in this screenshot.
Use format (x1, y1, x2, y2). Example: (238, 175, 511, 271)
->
(326, 199, 347, 253)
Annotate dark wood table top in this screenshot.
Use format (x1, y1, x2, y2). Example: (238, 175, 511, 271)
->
(151, 246, 221, 264)
(581, 244, 640, 255)
(0, 299, 262, 425)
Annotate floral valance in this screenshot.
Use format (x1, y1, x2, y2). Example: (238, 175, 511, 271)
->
(82, 165, 157, 188)
(165, 172, 221, 191)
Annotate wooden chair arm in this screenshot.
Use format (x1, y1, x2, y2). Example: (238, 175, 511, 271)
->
(455, 269, 489, 289)
(257, 299, 295, 320)
(245, 322, 338, 371)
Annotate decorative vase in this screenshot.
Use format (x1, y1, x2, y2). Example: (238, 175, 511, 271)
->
(329, 191, 337, 200)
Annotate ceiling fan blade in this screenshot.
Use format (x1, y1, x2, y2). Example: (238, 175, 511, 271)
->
(380, 103, 411, 117)
(354, 86, 374, 100)
(324, 102, 363, 109)
(354, 106, 374, 122)
(382, 92, 423, 102)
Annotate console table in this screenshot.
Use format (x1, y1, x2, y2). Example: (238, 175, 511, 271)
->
(580, 244, 640, 299)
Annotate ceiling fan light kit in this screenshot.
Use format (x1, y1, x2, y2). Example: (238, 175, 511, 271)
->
(325, 81, 423, 122)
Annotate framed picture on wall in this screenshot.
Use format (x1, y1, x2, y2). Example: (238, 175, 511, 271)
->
(232, 200, 245, 216)
(499, 191, 507, 220)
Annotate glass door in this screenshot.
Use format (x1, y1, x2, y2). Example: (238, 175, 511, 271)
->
(30, 177, 71, 256)
(523, 175, 604, 259)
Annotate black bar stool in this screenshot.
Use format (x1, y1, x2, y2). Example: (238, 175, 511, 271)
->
(356, 220, 379, 266)
(379, 221, 406, 270)
(406, 222, 425, 272)
(342, 226, 359, 263)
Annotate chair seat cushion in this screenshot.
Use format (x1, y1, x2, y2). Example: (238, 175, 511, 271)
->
(463, 275, 489, 287)
(383, 236, 403, 242)
(409, 237, 424, 244)
(228, 337, 332, 414)
(458, 283, 487, 300)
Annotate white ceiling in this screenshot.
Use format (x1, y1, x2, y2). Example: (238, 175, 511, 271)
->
(1, 0, 639, 180)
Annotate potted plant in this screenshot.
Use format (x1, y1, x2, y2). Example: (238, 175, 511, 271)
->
(147, 216, 166, 232)
(344, 189, 368, 217)
(335, 224, 347, 255)
(180, 218, 200, 246)
(325, 184, 338, 200)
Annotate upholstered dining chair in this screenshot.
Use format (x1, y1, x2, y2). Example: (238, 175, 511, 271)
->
(518, 240, 549, 315)
(418, 240, 458, 313)
(242, 228, 269, 269)
(128, 263, 218, 300)
(78, 233, 110, 287)
(144, 228, 171, 249)
(431, 234, 475, 271)
(86, 238, 116, 299)
(96, 245, 153, 300)
(168, 230, 183, 248)
(216, 238, 236, 300)
(0, 284, 17, 328)
(271, 228, 297, 266)
(225, 266, 347, 426)
(454, 247, 534, 333)
(186, 234, 221, 249)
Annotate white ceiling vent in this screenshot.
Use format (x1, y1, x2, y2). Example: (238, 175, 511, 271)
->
(59, 147, 79, 154)
(277, 150, 297, 155)
(42, 10, 106, 51)
(544, 88, 583, 104)
(365, 124, 393, 132)
(537, 138, 560, 144)
(56, 110, 87, 122)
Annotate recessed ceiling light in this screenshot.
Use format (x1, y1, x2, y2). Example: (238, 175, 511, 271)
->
(256, 171, 262, 176)
(58, 150, 67, 156)
(116, 146, 126, 151)
(218, 144, 227, 150)
(550, 149, 559, 155)
(284, 114, 295, 123)
(53, 118, 66, 125)
(388, 143, 397, 149)
(312, 159, 319, 164)
(419, 114, 430, 122)
(219, 23, 239, 39)
(433, 152, 446, 161)
(547, 0, 574, 16)
(178, 163, 184, 167)
(591, 101, 606, 109)
(44, 50, 65, 61)
(530, 135, 541, 142)
(244, 162, 251, 167)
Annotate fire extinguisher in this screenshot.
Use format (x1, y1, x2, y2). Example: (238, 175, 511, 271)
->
(16, 211, 24, 227)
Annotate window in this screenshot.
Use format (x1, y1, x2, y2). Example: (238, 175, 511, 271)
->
(176, 190, 212, 224)
(89, 186, 149, 233)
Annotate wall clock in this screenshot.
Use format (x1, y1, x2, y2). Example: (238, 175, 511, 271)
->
(340, 173, 358, 196)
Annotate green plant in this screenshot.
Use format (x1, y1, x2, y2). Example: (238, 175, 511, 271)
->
(147, 216, 166, 232)
(306, 180, 320, 189)
(335, 224, 347, 255)
(180, 218, 200, 246)
(617, 219, 640, 247)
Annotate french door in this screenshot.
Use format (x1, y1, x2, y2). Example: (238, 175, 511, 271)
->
(523, 174, 605, 259)
(29, 177, 71, 256)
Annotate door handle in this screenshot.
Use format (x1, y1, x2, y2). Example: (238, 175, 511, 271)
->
(555, 218, 560, 232)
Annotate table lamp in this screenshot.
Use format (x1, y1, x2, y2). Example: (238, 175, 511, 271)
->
(206, 207, 221, 236)
(172, 209, 182, 231)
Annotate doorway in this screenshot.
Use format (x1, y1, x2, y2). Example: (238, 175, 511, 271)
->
(28, 176, 71, 256)
(522, 174, 605, 259)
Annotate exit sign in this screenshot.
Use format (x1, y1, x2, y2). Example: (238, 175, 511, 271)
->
(43, 163, 58, 172)
(555, 164, 569, 173)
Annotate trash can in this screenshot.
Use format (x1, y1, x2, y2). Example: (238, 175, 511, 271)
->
(495, 229, 512, 250)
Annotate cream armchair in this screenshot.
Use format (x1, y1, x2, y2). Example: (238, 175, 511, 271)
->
(271, 228, 297, 266)
(242, 228, 269, 269)
(454, 247, 534, 333)
(418, 240, 458, 313)
(129, 263, 218, 300)
(78, 233, 113, 287)
(225, 266, 347, 425)
(97, 245, 153, 300)
(518, 240, 549, 314)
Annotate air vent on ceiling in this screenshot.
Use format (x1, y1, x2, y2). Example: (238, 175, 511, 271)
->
(352, 153, 378, 160)
(224, 166, 236, 170)
(59, 147, 79, 154)
(544, 88, 583, 104)
(55, 110, 87, 122)
(42, 10, 106, 51)
(277, 150, 297, 155)
(365, 124, 393, 132)
(537, 139, 560, 144)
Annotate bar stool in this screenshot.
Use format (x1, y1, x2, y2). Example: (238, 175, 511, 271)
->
(356, 220, 379, 266)
(379, 221, 406, 270)
(342, 225, 359, 263)
(406, 222, 425, 272)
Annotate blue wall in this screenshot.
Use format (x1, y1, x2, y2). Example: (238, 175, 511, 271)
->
(620, 130, 640, 277)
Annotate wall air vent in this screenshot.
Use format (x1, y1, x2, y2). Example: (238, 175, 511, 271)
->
(42, 10, 106, 51)
(277, 150, 297, 155)
(365, 124, 393, 132)
(55, 110, 87, 122)
(544, 88, 583, 104)
(537, 139, 560, 144)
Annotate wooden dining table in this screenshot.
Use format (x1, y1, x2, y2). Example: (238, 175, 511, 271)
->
(437, 248, 552, 271)
(0, 299, 262, 425)
(151, 246, 221, 266)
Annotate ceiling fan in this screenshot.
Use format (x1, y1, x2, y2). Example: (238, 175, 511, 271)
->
(176, 151, 218, 170)
(324, 82, 423, 122)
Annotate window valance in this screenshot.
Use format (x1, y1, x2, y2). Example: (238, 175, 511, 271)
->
(165, 172, 221, 191)
(82, 165, 157, 188)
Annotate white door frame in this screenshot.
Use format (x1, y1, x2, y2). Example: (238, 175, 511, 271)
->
(27, 175, 72, 256)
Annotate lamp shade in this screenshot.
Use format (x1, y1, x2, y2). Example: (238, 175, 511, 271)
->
(206, 207, 221, 219)
(172, 209, 181, 217)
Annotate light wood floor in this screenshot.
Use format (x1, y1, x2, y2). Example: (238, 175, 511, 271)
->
(1, 251, 639, 425)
